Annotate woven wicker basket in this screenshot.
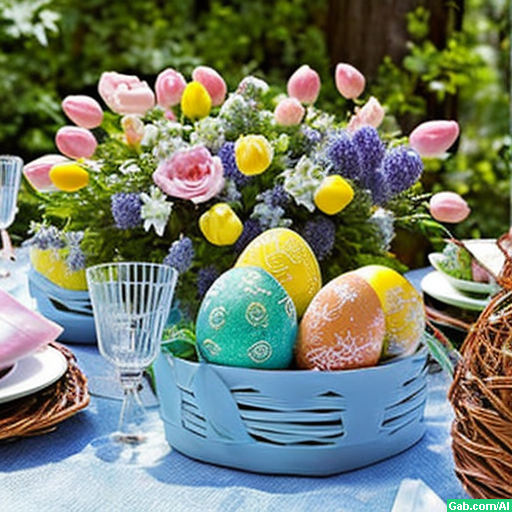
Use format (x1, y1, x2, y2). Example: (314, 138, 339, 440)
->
(154, 346, 428, 476)
(448, 234, 512, 498)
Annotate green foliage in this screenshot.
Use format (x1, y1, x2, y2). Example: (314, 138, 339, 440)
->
(373, 1, 510, 242)
(0, 0, 330, 162)
(1, 0, 510, 263)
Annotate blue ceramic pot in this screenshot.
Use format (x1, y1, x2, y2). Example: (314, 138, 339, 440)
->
(27, 267, 96, 344)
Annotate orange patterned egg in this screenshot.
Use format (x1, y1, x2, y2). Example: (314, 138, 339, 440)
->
(296, 273, 385, 370)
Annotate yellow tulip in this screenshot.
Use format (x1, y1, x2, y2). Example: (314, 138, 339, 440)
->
(199, 203, 243, 246)
(180, 81, 212, 120)
(49, 162, 89, 192)
(314, 175, 354, 215)
(234, 134, 273, 176)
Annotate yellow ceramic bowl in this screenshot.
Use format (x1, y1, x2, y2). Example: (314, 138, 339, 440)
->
(30, 247, 87, 291)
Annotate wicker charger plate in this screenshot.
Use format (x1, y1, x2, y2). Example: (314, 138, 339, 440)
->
(0, 342, 89, 441)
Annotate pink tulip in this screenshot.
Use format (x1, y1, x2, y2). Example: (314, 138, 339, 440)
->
(121, 115, 145, 147)
(287, 65, 321, 105)
(23, 154, 69, 192)
(409, 120, 460, 158)
(429, 191, 470, 223)
(155, 68, 187, 108)
(62, 95, 104, 129)
(274, 97, 305, 126)
(153, 146, 225, 204)
(347, 96, 385, 131)
(98, 71, 155, 115)
(55, 126, 98, 159)
(192, 66, 227, 107)
(335, 63, 365, 100)
(164, 109, 177, 121)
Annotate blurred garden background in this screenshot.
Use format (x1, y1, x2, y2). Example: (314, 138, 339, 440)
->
(0, 0, 510, 267)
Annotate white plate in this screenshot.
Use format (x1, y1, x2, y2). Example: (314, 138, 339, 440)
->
(421, 271, 490, 312)
(428, 253, 499, 295)
(0, 345, 68, 404)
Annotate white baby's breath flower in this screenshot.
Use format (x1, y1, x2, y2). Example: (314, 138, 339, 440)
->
(140, 124, 158, 147)
(370, 208, 396, 252)
(140, 186, 173, 237)
(190, 117, 226, 152)
(119, 160, 141, 175)
(236, 76, 270, 98)
(281, 156, 325, 212)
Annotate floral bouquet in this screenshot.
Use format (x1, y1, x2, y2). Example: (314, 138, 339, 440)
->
(23, 62, 463, 317)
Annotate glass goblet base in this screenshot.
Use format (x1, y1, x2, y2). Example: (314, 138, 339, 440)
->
(90, 378, 170, 467)
(90, 411, 171, 467)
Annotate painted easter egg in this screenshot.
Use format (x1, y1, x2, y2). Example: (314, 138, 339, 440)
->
(235, 228, 321, 317)
(196, 266, 297, 369)
(354, 265, 425, 358)
(296, 273, 385, 370)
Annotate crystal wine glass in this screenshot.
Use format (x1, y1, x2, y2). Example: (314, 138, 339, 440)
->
(0, 156, 23, 278)
(86, 261, 177, 465)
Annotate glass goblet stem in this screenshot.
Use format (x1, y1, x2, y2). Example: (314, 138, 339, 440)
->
(116, 369, 146, 443)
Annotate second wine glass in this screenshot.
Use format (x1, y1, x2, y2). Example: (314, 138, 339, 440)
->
(0, 155, 23, 278)
(86, 261, 177, 465)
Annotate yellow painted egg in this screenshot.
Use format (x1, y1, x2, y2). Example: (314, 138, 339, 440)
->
(30, 247, 87, 291)
(235, 228, 322, 317)
(354, 265, 425, 358)
(296, 273, 385, 370)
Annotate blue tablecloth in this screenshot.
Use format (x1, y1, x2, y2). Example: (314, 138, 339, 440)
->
(0, 267, 469, 511)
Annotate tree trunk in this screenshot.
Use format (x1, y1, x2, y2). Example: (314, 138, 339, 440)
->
(327, 0, 463, 80)
(327, 0, 464, 125)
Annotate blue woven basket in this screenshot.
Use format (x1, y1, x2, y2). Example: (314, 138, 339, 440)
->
(154, 346, 428, 475)
(27, 268, 96, 344)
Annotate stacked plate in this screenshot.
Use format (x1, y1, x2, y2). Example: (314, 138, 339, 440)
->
(0, 288, 90, 440)
(0, 288, 66, 405)
(421, 239, 504, 344)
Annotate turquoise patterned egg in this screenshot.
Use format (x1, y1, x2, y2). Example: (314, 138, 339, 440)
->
(196, 266, 297, 369)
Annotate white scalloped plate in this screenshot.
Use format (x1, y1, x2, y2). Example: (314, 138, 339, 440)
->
(421, 271, 490, 311)
(0, 345, 67, 404)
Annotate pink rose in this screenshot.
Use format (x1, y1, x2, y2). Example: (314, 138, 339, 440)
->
(155, 68, 187, 108)
(409, 120, 460, 158)
(287, 65, 321, 105)
(62, 95, 104, 129)
(98, 71, 155, 115)
(192, 66, 227, 107)
(274, 97, 305, 126)
(55, 126, 98, 159)
(153, 146, 225, 204)
(429, 191, 470, 223)
(347, 96, 385, 131)
(335, 63, 366, 100)
(23, 154, 69, 192)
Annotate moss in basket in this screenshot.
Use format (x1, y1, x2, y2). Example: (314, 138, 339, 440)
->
(22, 63, 459, 320)
(437, 241, 473, 280)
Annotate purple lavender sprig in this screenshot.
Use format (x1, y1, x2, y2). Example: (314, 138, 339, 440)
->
(163, 237, 195, 273)
(301, 217, 336, 261)
(111, 192, 142, 229)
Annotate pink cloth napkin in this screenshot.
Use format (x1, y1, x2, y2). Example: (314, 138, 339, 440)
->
(0, 289, 63, 369)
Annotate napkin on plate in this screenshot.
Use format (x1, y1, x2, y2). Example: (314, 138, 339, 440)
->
(0, 289, 63, 370)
